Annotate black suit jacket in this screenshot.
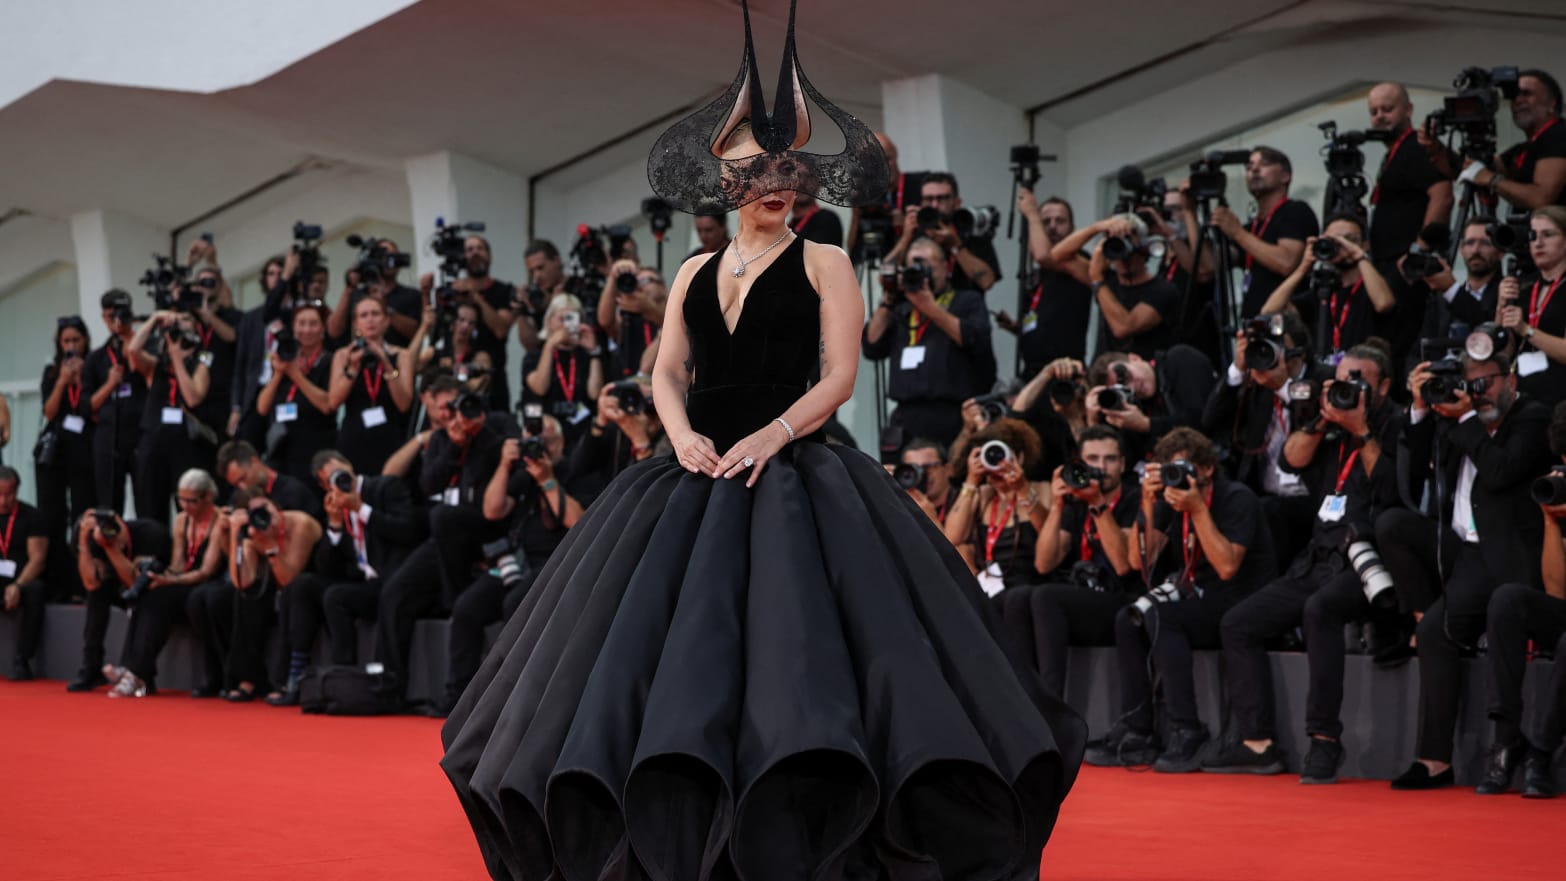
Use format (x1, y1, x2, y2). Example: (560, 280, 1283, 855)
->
(313, 475, 421, 581)
(1203, 362, 1333, 493)
(1400, 395, 1552, 585)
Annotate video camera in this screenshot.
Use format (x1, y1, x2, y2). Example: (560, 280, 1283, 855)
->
(138, 255, 197, 312)
(1113, 166, 1170, 218)
(289, 221, 326, 299)
(1188, 150, 1252, 204)
(346, 234, 412, 286)
(641, 198, 673, 239)
(916, 205, 1000, 241)
(1427, 66, 1521, 162)
(1318, 121, 1392, 219)
(429, 217, 488, 281)
(566, 224, 631, 296)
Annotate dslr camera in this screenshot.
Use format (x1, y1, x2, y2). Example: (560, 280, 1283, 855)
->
(1160, 458, 1196, 490)
(120, 559, 166, 604)
(1095, 363, 1134, 411)
(454, 390, 487, 421)
(92, 508, 121, 540)
(1326, 369, 1369, 411)
(1420, 357, 1468, 405)
(329, 468, 355, 493)
(608, 379, 646, 416)
(892, 462, 929, 494)
(1187, 150, 1252, 203)
(1531, 464, 1566, 506)
(1062, 460, 1105, 492)
(971, 392, 1009, 424)
(979, 439, 1014, 472)
(1426, 66, 1520, 161)
(1243, 314, 1292, 372)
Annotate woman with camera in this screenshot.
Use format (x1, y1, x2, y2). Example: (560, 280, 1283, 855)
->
(943, 417, 1050, 596)
(1497, 206, 1566, 406)
(256, 301, 336, 483)
(523, 294, 604, 451)
(36, 315, 98, 560)
(419, 300, 496, 402)
(329, 295, 419, 476)
(126, 310, 211, 526)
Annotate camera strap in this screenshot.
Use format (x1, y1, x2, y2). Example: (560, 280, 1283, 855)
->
(790, 206, 821, 233)
(1333, 447, 1362, 495)
(553, 351, 579, 401)
(1080, 488, 1122, 562)
(0, 508, 16, 561)
(1370, 127, 1415, 205)
(1529, 275, 1563, 327)
(907, 291, 956, 345)
(1327, 280, 1364, 351)
(1178, 485, 1215, 590)
(1515, 118, 1560, 171)
(65, 381, 82, 411)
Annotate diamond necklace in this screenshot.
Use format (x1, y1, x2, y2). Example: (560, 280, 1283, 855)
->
(730, 228, 791, 278)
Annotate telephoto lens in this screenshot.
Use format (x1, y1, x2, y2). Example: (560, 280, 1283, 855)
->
(1062, 460, 1104, 491)
(892, 463, 928, 492)
(1347, 541, 1397, 610)
(330, 469, 355, 493)
(248, 506, 274, 533)
(1129, 579, 1183, 624)
(980, 439, 1014, 471)
(1095, 386, 1132, 411)
(1160, 459, 1195, 490)
(1530, 466, 1566, 505)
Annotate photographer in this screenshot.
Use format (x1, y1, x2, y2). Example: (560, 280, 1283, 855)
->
(65, 510, 169, 692)
(327, 295, 419, 476)
(524, 294, 605, 450)
(1419, 218, 1502, 346)
(887, 173, 1000, 293)
(0, 468, 49, 681)
(264, 450, 419, 706)
(1081, 348, 1215, 465)
(85, 290, 146, 513)
(1210, 147, 1321, 318)
(440, 423, 584, 715)
(216, 440, 322, 521)
(255, 301, 336, 483)
(1479, 401, 1566, 798)
(325, 239, 422, 347)
(863, 237, 995, 447)
(126, 309, 212, 525)
(688, 212, 731, 260)
(1261, 215, 1395, 355)
(383, 372, 463, 505)
(999, 426, 1139, 698)
(595, 261, 667, 380)
(1368, 82, 1455, 263)
(36, 316, 96, 561)
(944, 418, 1049, 595)
(894, 438, 956, 526)
(790, 191, 843, 247)
(1379, 350, 1550, 789)
(419, 235, 517, 409)
(1010, 191, 1093, 372)
(222, 489, 322, 701)
(1428, 69, 1566, 211)
(570, 379, 669, 505)
(1205, 342, 1403, 780)
(1048, 214, 1180, 359)
(1204, 311, 1330, 567)
(228, 253, 327, 447)
(419, 300, 495, 395)
(1496, 207, 1566, 405)
(1087, 428, 1275, 771)
(184, 265, 243, 437)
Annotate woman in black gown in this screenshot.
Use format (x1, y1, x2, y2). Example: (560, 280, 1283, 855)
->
(256, 301, 336, 483)
(441, 4, 1083, 880)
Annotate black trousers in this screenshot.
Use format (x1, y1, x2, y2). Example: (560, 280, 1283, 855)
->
(998, 582, 1127, 698)
(1300, 569, 1378, 740)
(1114, 594, 1227, 733)
(134, 429, 200, 527)
(1486, 583, 1566, 752)
(1260, 494, 1315, 579)
(186, 578, 233, 691)
(323, 579, 381, 666)
(4, 579, 48, 663)
(447, 573, 534, 704)
(93, 422, 138, 514)
(36, 439, 95, 546)
(229, 581, 276, 690)
(81, 582, 131, 674)
(123, 582, 194, 684)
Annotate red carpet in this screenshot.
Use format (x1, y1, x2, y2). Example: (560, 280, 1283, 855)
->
(2, 679, 1558, 880)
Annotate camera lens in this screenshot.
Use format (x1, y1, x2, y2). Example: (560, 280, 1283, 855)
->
(330, 469, 354, 493)
(1243, 337, 1282, 372)
(610, 380, 645, 416)
(1312, 238, 1339, 261)
(456, 391, 485, 420)
(1046, 378, 1082, 407)
(615, 273, 639, 294)
(1326, 381, 1363, 410)
(1062, 461, 1101, 491)
(892, 463, 926, 492)
(520, 437, 547, 461)
(249, 506, 273, 532)
(1161, 460, 1193, 490)
(1531, 471, 1566, 506)
(980, 440, 1013, 471)
(1102, 236, 1133, 262)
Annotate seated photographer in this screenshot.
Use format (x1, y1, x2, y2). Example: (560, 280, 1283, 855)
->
(384, 371, 463, 510)
(441, 427, 584, 715)
(1209, 147, 1320, 318)
(1496, 207, 1566, 405)
(255, 301, 336, 484)
(107, 469, 228, 699)
(1204, 311, 1331, 568)
(1012, 358, 1092, 441)
(327, 294, 419, 476)
(37, 315, 96, 564)
(1261, 216, 1395, 356)
(0, 467, 49, 681)
(943, 418, 1050, 596)
(85, 290, 146, 514)
(222, 488, 321, 702)
(1426, 69, 1566, 211)
(1379, 350, 1550, 789)
(790, 191, 843, 247)
(950, 382, 1075, 484)
(893, 437, 956, 526)
(66, 510, 170, 692)
(1082, 347, 1215, 465)
(569, 379, 668, 505)
(264, 450, 420, 706)
(217, 440, 322, 521)
(886, 172, 999, 293)
(998, 427, 1140, 698)
(1087, 428, 1275, 771)
(325, 239, 422, 347)
(1367, 82, 1454, 264)
(1048, 214, 1179, 360)
(523, 294, 605, 450)
(596, 260, 667, 381)
(229, 252, 328, 448)
(1205, 342, 1403, 780)
(126, 309, 212, 525)
(1009, 191, 1092, 373)
(421, 235, 517, 410)
(863, 237, 995, 447)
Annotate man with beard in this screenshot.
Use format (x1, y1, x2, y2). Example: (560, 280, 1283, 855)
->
(1211, 147, 1321, 319)
(1427, 69, 1566, 211)
(1008, 190, 1093, 375)
(421, 236, 517, 409)
(1419, 218, 1503, 344)
(1259, 213, 1396, 356)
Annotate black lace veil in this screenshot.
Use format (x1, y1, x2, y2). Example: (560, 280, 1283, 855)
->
(646, 0, 889, 214)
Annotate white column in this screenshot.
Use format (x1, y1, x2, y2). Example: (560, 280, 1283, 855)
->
(404, 151, 530, 284)
(69, 209, 170, 320)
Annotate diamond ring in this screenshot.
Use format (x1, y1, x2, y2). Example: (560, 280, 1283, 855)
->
(742, 456, 755, 468)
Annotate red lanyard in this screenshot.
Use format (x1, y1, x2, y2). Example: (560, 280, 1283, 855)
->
(106, 345, 119, 369)
(1080, 488, 1122, 562)
(1245, 200, 1286, 271)
(197, 324, 213, 351)
(1327, 279, 1365, 351)
(1530, 276, 1563, 327)
(553, 351, 578, 400)
(1515, 118, 1561, 170)
(1333, 447, 1362, 494)
(265, 471, 277, 496)
(1178, 486, 1215, 586)
(285, 350, 322, 403)
(65, 381, 81, 411)
(642, 321, 654, 348)
(185, 511, 214, 566)
(791, 206, 821, 233)
(449, 445, 469, 488)
(895, 174, 906, 211)
(0, 508, 16, 560)
(1027, 283, 1043, 315)
(1165, 258, 1179, 282)
(1370, 128, 1415, 204)
(984, 492, 1019, 564)
(167, 372, 180, 408)
(362, 361, 384, 403)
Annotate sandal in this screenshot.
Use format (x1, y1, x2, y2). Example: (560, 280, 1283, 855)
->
(223, 683, 258, 702)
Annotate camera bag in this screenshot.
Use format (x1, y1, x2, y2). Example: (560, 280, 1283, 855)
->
(298, 665, 402, 716)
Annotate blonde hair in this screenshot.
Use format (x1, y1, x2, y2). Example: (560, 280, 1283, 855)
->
(543, 293, 585, 326)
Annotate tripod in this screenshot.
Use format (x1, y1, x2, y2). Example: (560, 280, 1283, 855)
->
(1188, 196, 1240, 365)
(1446, 180, 1489, 264)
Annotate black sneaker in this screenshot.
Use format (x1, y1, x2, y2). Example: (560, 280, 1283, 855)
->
(1084, 723, 1159, 767)
(65, 670, 109, 692)
(1299, 737, 1346, 784)
(1390, 761, 1453, 790)
(1153, 725, 1210, 773)
(1201, 739, 1286, 775)
(1522, 750, 1557, 799)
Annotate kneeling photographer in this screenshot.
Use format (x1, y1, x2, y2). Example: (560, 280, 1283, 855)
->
(126, 309, 213, 525)
(1088, 428, 1276, 772)
(570, 378, 669, 505)
(1260, 215, 1395, 357)
(66, 509, 170, 693)
(1081, 347, 1215, 465)
(1496, 207, 1566, 406)
(1205, 342, 1404, 780)
(1378, 349, 1550, 789)
(1049, 214, 1180, 360)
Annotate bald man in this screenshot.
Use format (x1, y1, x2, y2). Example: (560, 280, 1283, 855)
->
(1367, 81, 1453, 264)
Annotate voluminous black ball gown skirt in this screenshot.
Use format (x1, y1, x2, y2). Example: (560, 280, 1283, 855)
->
(440, 442, 1086, 881)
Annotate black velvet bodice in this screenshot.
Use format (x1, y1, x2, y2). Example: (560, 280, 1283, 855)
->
(682, 236, 820, 451)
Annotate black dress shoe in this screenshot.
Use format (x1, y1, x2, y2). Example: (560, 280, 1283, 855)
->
(1476, 741, 1526, 795)
(65, 671, 109, 692)
(8, 658, 34, 682)
(1522, 750, 1557, 799)
(1373, 640, 1416, 668)
(1391, 761, 1454, 790)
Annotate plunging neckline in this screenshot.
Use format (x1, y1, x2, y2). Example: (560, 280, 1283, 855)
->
(715, 235, 799, 337)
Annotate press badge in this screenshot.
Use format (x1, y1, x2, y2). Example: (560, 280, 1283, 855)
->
(62, 414, 86, 434)
(361, 406, 388, 428)
(0, 560, 15, 579)
(900, 346, 926, 370)
(1518, 350, 1549, 377)
(1021, 312, 1039, 334)
(115, 383, 133, 399)
(198, 351, 214, 369)
(275, 402, 299, 423)
(570, 403, 591, 425)
(977, 562, 1006, 597)
(161, 407, 184, 425)
(442, 486, 462, 506)
(1318, 494, 1346, 523)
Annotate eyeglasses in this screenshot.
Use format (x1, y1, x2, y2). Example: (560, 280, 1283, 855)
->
(1467, 372, 1505, 395)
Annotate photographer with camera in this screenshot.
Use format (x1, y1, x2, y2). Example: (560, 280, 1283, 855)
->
(1367, 83, 1455, 263)
(1495, 207, 1566, 405)
(570, 378, 668, 504)
(944, 418, 1049, 596)
(1087, 427, 1275, 771)
(1377, 348, 1550, 788)
(254, 301, 336, 483)
(1204, 311, 1330, 567)
(85, 290, 147, 514)
(596, 261, 667, 380)
(886, 173, 1000, 293)
(419, 234, 517, 410)
(0, 468, 50, 681)
(863, 237, 995, 447)
(36, 315, 96, 566)
(1009, 191, 1093, 372)
(184, 265, 243, 435)
(1209, 147, 1321, 318)
(524, 293, 605, 450)
(1425, 69, 1566, 211)
(217, 440, 322, 522)
(1261, 215, 1396, 355)
(229, 252, 328, 448)
(221, 488, 322, 702)
(893, 438, 956, 526)
(1047, 213, 1180, 360)
(419, 300, 495, 395)
(327, 295, 418, 476)
(1205, 341, 1404, 780)
(125, 309, 212, 525)
(790, 191, 843, 247)
(325, 238, 421, 347)
(66, 509, 169, 692)
(1081, 348, 1215, 465)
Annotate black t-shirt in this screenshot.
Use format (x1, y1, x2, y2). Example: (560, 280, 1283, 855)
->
(83, 341, 146, 435)
(139, 353, 205, 435)
(194, 308, 244, 406)
(1514, 271, 1566, 406)
(40, 361, 95, 445)
(1370, 129, 1445, 261)
(1239, 199, 1319, 318)
(1053, 479, 1141, 593)
(792, 207, 844, 248)
(1097, 276, 1180, 360)
(1319, 278, 1378, 355)
(952, 237, 1001, 294)
(268, 471, 325, 522)
(503, 470, 574, 569)
(1149, 477, 1275, 603)
(520, 347, 598, 442)
(0, 503, 46, 586)
(466, 279, 515, 373)
(1500, 120, 1566, 209)
(1296, 405, 1403, 552)
(347, 284, 423, 348)
(89, 518, 173, 573)
(1019, 269, 1092, 370)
